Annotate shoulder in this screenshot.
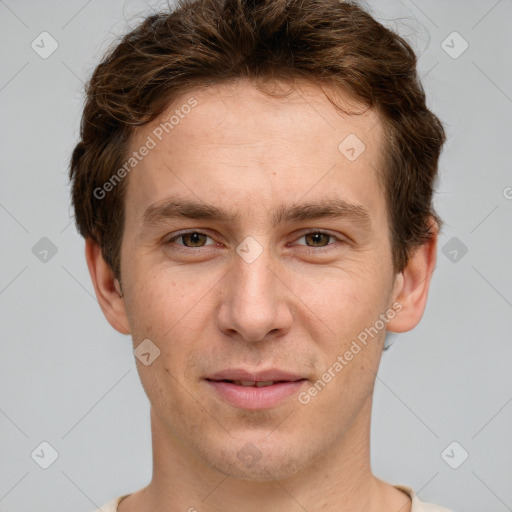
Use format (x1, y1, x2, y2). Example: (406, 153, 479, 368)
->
(395, 484, 455, 512)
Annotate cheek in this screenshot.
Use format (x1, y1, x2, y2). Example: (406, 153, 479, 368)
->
(123, 263, 222, 383)
(123, 261, 198, 335)
(291, 263, 389, 340)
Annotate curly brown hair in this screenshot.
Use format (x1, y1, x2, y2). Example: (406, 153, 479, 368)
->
(69, 0, 446, 282)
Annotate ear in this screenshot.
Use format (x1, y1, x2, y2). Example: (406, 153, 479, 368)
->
(85, 238, 131, 335)
(386, 220, 438, 333)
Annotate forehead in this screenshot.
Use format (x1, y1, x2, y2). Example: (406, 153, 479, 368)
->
(149, 79, 381, 146)
(124, 79, 386, 228)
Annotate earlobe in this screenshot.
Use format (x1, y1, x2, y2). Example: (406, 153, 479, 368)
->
(85, 238, 131, 335)
(386, 224, 438, 334)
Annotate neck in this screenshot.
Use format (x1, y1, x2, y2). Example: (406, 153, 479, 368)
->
(120, 396, 410, 512)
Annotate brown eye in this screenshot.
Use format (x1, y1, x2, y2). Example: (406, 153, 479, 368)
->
(167, 231, 214, 248)
(292, 231, 345, 254)
(180, 232, 208, 247)
(303, 232, 332, 247)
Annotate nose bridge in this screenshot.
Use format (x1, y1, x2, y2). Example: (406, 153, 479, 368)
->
(235, 238, 276, 300)
(217, 236, 293, 342)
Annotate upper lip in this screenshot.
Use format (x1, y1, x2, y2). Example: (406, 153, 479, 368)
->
(206, 369, 306, 382)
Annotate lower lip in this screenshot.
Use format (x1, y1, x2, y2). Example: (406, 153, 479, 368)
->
(205, 380, 307, 410)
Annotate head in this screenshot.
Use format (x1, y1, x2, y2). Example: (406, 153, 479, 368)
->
(70, 0, 445, 481)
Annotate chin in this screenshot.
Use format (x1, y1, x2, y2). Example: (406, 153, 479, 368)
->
(211, 455, 307, 482)
(198, 434, 315, 482)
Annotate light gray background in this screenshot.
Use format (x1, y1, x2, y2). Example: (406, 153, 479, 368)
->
(1, 1, 511, 511)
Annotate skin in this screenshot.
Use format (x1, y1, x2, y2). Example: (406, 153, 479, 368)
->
(86, 79, 437, 512)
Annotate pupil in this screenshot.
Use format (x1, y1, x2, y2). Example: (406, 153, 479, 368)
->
(186, 233, 205, 246)
(308, 233, 327, 247)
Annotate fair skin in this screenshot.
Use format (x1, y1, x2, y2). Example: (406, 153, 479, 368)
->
(86, 79, 437, 512)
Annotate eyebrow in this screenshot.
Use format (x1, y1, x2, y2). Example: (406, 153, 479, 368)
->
(141, 196, 372, 230)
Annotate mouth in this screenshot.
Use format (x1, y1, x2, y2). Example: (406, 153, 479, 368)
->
(207, 379, 298, 387)
(204, 370, 308, 410)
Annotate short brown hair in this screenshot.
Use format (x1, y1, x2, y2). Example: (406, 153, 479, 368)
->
(69, 0, 446, 281)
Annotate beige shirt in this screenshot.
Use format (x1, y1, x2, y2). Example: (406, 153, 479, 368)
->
(92, 484, 454, 511)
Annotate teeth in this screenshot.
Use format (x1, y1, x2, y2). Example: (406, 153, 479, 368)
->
(255, 381, 275, 387)
(232, 380, 277, 387)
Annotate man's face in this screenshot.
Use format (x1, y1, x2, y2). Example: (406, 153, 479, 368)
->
(118, 79, 401, 480)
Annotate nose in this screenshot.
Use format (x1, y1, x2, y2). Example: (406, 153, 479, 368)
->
(216, 241, 294, 343)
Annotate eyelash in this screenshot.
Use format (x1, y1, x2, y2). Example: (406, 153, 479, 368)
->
(165, 230, 344, 254)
